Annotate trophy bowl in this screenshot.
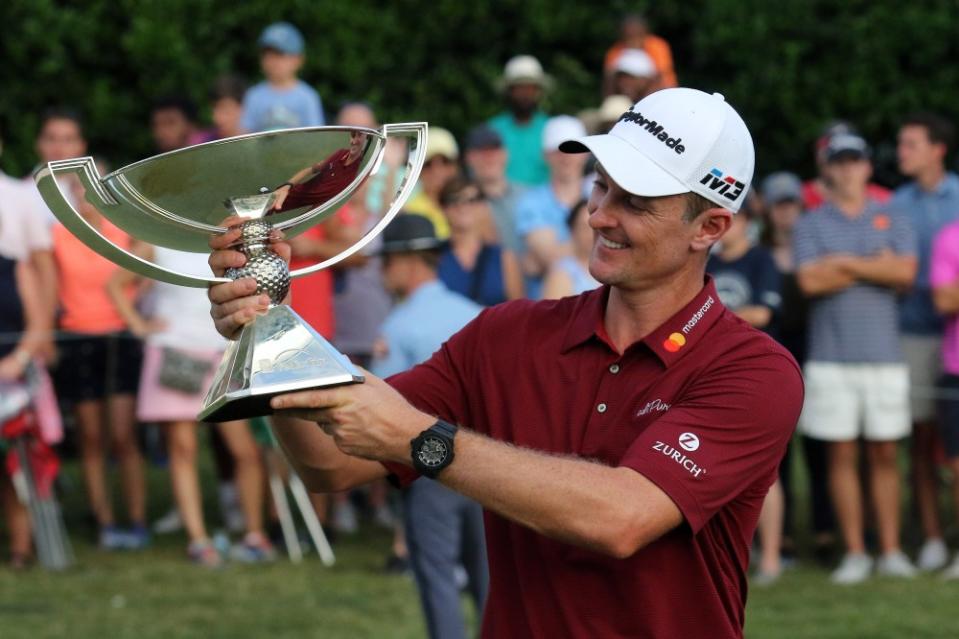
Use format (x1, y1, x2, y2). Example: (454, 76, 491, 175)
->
(35, 123, 428, 422)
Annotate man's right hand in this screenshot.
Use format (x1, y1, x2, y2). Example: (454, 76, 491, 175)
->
(207, 217, 291, 339)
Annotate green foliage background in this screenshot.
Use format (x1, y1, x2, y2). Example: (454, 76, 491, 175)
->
(1, 0, 958, 182)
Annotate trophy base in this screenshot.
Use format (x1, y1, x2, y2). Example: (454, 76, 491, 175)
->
(198, 305, 364, 423)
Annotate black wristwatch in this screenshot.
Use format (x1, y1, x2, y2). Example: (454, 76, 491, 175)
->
(410, 420, 458, 479)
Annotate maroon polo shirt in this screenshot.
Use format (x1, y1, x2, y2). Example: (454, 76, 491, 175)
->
(384, 277, 803, 639)
(276, 148, 361, 212)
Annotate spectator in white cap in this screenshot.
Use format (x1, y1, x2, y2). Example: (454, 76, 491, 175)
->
(207, 88, 802, 638)
(611, 48, 660, 102)
(514, 115, 587, 298)
(488, 55, 552, 187)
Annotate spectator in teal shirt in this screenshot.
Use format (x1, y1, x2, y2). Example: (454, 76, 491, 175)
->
(488, 55, 552, 186)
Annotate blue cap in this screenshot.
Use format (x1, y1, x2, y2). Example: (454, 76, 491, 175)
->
(258, 22, 305, 55)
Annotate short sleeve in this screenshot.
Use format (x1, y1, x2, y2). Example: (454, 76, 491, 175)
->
(305, 87, 324, 126)
(240, 89, 257, 132)
(931, 223, 959, 287)
(619, 349, 803, 533)
(890, 210, 918, 256)
(792, 215, 820, 267)
(379, 310, 487, 486)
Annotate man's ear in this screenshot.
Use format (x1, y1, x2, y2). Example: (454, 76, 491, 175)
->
(690, 208, 733, 252)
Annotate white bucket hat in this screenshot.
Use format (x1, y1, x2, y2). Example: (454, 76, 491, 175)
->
(560, 88, 755, 212)
(497, 55, 554, 92)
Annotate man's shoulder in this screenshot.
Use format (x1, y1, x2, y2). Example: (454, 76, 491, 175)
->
(707, 311, 803, 382)
(892, 181, 918, 201)
(479, 293, 591, 336)
(292, 80, 320, 98)
(516, 183, 553, 206)
(245, 82, 271, 98)
(488, 113, 511, 129)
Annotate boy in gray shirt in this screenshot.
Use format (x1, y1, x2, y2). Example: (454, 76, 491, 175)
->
(794, 133, 918, 584)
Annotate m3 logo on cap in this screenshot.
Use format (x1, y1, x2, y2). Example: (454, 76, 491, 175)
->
(699, 168, 746, 202)
(617, 109, 686, 154)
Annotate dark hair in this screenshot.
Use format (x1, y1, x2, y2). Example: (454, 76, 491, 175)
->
(901, 112, 955, 154)
(566, 198, 589, 229)
(384, 248, 442, 270)
(682, 192, 716, 223)
(150, 95, 198, 123)
(39, 106, 84, 135)
(209, 75, 247, 103)
(439, 176, 481, 207)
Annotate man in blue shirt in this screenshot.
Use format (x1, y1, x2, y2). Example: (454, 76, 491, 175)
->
(241, 22, 324, 132)
(892, 112, 959, 572)
(372, 214, 488, 639)
(488, 55, 552, 187)
(514, 116, 587, 298)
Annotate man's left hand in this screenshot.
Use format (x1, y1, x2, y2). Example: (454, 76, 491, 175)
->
(270, 371, 434, 465)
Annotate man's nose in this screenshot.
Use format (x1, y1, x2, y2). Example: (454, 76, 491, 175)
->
(588, 200, 617, 230)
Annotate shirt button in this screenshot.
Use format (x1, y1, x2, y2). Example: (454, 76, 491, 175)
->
(597, 403, 608, 413)
(609, 364, 620, 374)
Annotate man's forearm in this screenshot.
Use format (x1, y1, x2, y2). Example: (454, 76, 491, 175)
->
(933, 282, 959, 314)
(797, 262, 856, 296)
(270, 414, 386, 492)
(432, 429, 681, 558)
(848, 254, 917, 289)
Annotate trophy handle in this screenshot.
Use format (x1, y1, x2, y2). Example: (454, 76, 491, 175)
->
(287, 121, 428, 280)
(35, 158, 227, 287)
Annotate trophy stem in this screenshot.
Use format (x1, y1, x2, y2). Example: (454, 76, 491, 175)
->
(198, 216, 364, 423)
(225, 218, 291, 306)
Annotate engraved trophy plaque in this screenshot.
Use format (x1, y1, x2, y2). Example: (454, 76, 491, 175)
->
(35, 123, 428, 422)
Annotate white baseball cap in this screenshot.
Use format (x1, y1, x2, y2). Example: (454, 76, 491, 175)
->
(542, 115, 586, 153)
(560, 88, 755, 212)
(614, 48, 656, 78)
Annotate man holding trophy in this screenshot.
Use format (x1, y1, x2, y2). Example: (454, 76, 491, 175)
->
(205, 88, 803, 638)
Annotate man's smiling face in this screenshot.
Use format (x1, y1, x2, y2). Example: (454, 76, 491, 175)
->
(586, 164, 729, 291)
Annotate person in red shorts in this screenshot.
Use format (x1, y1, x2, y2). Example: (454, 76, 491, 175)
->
(207, 88, 802, 639)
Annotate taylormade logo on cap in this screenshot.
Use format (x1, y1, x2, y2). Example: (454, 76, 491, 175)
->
(617, 109, 686, 154)
(559, 88, 755, 212)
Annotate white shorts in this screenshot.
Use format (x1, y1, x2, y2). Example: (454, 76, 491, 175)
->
(799, 362, 911, 442)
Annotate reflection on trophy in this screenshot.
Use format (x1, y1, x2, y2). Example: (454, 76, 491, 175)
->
(35, 123, 428, 422)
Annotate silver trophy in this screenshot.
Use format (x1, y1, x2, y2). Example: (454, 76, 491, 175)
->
(35, 123, 428, 422)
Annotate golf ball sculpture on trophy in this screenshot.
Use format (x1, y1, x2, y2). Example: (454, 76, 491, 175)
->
(36, 123, 428, 422)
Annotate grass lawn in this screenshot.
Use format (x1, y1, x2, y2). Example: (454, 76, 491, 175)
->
(1, 445, 958, 638)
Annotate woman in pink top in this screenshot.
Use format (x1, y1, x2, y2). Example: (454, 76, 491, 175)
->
(51, 178, 147, 550)
(931, 220, 959, 578)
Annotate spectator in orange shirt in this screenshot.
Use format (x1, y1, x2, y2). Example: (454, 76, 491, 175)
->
(603, 13, 677, 94)
(51, 175, 148, 551)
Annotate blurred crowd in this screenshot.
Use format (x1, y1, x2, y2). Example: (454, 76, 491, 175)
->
(2, 11, 959, 638)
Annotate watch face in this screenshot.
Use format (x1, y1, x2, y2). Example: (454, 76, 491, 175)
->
(417, 436, 449, 468)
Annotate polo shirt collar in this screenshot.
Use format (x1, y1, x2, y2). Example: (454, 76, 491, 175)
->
(560, 277, 725, 367)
